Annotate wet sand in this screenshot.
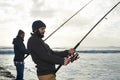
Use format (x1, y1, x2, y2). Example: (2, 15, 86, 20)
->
(0, 66, 15, 80)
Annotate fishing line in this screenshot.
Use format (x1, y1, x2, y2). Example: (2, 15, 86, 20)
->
(55, 1, 120, 73)
(44, 0, 94, 41)
(24, 0, 93, 59)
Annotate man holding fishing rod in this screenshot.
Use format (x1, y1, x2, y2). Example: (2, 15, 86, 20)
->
(27, 20, 76, 80)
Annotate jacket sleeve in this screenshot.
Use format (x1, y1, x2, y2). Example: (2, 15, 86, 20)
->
(44, 44, 69, 57)
(29, 37, 64, 65)
(16, 39, 29, 55)
(50, 49, 69, 57)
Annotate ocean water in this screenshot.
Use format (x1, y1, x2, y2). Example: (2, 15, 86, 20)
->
(0, 49, 120, 80)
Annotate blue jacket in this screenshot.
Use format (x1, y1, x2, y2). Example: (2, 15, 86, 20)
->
(13, 36, 28, 62)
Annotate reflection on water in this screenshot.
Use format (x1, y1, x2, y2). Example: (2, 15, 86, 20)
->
(57, 53, 120, 80)
(0, 53, 120, 80)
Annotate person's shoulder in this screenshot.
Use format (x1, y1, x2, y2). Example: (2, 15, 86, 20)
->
(13, 37, 19, 42)
(28, 35, 39, 42)
(12, 37, 21, 44)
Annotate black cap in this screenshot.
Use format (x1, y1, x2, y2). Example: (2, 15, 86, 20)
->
(32, 20, 46, 32)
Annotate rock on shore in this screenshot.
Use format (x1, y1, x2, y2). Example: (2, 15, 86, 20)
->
(0, 66, 15, 80)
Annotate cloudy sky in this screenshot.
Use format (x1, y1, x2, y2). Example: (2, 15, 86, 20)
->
(0, 0, 120, 49)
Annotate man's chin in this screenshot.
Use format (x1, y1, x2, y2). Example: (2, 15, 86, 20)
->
(41, 35, 44, 38)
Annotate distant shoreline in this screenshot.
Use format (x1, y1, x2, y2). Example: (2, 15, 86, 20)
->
(0, 47, 13, 49)
(77, 50, 120, 53)
(0, 48, 120, 54)
(0, 46, 120, 49)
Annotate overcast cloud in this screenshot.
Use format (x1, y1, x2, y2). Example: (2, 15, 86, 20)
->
(0, 0, 120, 48)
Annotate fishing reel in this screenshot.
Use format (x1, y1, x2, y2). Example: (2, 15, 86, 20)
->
(70, 52, 79, 62)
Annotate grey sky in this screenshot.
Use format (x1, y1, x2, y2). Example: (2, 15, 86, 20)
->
(0, 0, 120, 49)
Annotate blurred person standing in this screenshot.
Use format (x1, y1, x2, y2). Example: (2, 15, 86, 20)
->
(12, 29, 29, 80)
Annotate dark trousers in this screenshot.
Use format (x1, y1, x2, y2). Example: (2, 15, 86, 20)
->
(14, 62, 24, 80)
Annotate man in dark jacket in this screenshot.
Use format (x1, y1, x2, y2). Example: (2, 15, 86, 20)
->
(12, 29, 29, 80)
(27, 20, 75, 80)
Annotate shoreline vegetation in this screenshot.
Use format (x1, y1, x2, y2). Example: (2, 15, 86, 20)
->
(0, 66, 15, 80)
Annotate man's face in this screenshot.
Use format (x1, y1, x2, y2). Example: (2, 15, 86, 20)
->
(38, 27, 46, 37)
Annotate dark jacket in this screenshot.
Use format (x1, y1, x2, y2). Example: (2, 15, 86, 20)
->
(27, 33, 69, 75)
(12, 36, 28, 62)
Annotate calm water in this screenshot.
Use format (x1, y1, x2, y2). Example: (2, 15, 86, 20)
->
(0, 53, 120, 80)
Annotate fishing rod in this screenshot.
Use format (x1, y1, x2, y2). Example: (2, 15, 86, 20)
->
(24, 0, 93, 59)
(44, 0, 93, 41)
(55, 1, 120, 73)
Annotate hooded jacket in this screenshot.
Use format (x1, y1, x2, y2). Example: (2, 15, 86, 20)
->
(13, 36, 28, 62)
(27, 33, 69, 75)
